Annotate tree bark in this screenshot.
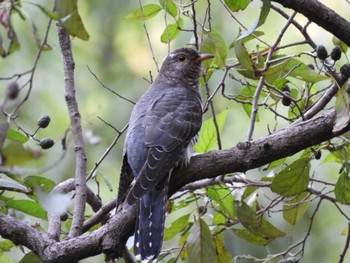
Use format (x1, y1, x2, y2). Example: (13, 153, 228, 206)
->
(272, 0, 350, 47)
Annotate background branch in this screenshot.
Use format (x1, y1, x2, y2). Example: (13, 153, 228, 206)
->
(272, 0, 350, 47)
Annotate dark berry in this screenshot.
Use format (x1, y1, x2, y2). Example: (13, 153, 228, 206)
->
(37, 115, 51, 129)
(330, 46, 342, 61)
(314, 150, 322, 160)
(340, 63, 350, 79)
(307, 63, 315, 70)
(281, 85, 292, 106)
(282, 93, 291, 106)
(40, 138, 54, 149)
(60, 213, 68, 221)
(346, 83, 350, 96)
(6, 82, 19, 99)
(316, 45, 328, 60)
(282, 84, 290, 92)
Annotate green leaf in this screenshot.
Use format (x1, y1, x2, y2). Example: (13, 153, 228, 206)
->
(164, 213, 191, 241)
(30, 3, 59, 20)
(242, 186, 258, 199)
(288, 60, 329, 82)
(0, 252, 15, 263)
(266, 157, 286, 170)
(201, 28, 227, 69)
(234, 38, 254, 71)
(235, 201, 286, 240)
(2, 142, 38, 165)
(231, 227, 271, 246)
(6, 200, 47, 219)
(0, 179, 31, 193)
(125, 4, 162, 20)
(236, 86, 261, 121)
(236, 86, 253, 100)
(194, 110, 228, 153)
(264, 57, 328, 83)
(31, 20, 51, 51)
(333, 87, 350, 135)
(0, 240, 14, 252)
(237, 0, 270, 40)
(8, 32, 20, 55)
(55, 0, 89, 40)
(213, 234, 231, 263)
(207, 185, 234, 219)
(229, 31, 264, 50)
(322, 151, 343, 164)
(273, 78, 290, 90)
(0, 41, 7, 57)
(6, 129, 28, 143)
(283, 192, 310, 225)
(335, 172, 350, 204)
(100, 174, 113, 192)
(160, 18, 183, 43)
(159, 0, 177, 17)
(224, 0, 250, 12)
(24, 175, 56, 193)
(187, 218, 216, 263)
(212, 211, 227, 225)
(270, 158, 310, 197)
(19, 252, 41, 263)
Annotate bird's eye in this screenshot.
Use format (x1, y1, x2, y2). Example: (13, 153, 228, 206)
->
(177, 55, 186, 62)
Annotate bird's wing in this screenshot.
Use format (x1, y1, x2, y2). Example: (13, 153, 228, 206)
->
(116, 154, 133, 209)
(126, 87, 202, 205)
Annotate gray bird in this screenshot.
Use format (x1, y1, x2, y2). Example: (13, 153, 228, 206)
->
(117, 48, 214, 260)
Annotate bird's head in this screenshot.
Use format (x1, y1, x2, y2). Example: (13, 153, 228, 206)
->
(157, 48, 214, 88)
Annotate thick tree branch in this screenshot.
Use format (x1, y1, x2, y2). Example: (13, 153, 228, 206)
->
(170, 111, 339, 193)
(57, 26, 88, 238)
(271, 0, 350, 47)
(0, 213, 53, 256)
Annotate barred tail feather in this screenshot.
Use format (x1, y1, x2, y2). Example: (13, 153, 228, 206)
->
(134, 176, 169, 260)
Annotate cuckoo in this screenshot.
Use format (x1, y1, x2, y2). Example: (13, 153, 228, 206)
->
(117, 47, 214, 260)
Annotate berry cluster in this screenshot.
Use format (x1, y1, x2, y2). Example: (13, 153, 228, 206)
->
(4, 82, 55, 150)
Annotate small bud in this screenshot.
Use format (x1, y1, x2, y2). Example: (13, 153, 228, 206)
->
(340, 63, 350, 79)
(6, 82, 19, 99)
(40, 138, 54, 150)
(316, 45, 328, 60)
(37, 115, 51, 129)
(330, 45, 342, 61)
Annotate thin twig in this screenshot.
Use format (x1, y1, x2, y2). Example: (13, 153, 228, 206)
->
(57, 25, 87, 238)
(138, 0, 159, 71)
(338, 222, 350, 263)
(87, 66, 135, 105)
(12, 11, 54, 114)
(191, 1, 199, 50)
(246, 76, 264, 141)
(86, 124, 128, 182)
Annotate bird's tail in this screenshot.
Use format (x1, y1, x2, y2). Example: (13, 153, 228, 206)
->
(134, 176, 169, 260)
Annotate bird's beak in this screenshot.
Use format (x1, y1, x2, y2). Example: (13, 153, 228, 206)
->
(194, 54, 215, 62)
